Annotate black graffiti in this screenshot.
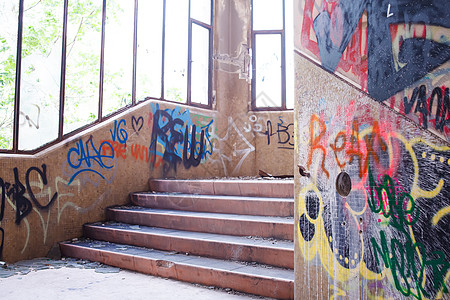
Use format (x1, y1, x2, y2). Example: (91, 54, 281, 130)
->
(264, 119, 294, 149)
(131, 116, 144, 134)
(0, 178, 5, 259)
(1, 164, 57, 225)
(149, 110, 184, 173)
(9, 168, 33, 225)
(183, 124, 205, 169)
(0, 164, 58, 258)
(26, 165, 58, 210)
(313, 0, 450, 101)
(149, 110, 208, 175)
(0, 179, 5, 222)
(403, 85, 450, 132)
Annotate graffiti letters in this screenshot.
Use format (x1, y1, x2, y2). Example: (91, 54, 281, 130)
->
(264, 118, 295, 150)
(131, 144, 149, 162)
(403, 85, 450, 133)
(299, 111, 450, 299)
(149, 109, 184, 172)
(0, 164, 58, 257)
(244, 115, 294, 149)
(149, 104, 214, 174)
(308, 114, 387, 178)
(67, 136, 115, 185)
(367, 170, 449, 299)
(110, 119, 128, 146)
(183, 125, 204, 169)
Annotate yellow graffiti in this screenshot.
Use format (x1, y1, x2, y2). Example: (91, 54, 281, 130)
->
(432, 207, 450, 226)
(330, 284, 347, 299)
(298, 121, 450, 299)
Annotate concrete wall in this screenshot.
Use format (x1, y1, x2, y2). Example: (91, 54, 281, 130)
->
(213, 0, 295, 177)
(0, 0, 294, 263)
(294, 0, 450, 299)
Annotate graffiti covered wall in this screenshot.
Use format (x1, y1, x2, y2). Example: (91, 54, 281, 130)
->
(0, 101, 223, 262)
(294, 48, 450, 299)
(294, 0, 450, 142)
(294, 2, 449, 297)
(0, 96, 294, 263)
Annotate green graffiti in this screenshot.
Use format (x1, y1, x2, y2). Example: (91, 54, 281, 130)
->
(368, 168, 450, 299)
(367, 167, 419, 229)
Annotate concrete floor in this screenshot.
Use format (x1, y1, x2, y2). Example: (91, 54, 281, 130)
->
(0, 258, 269, 300)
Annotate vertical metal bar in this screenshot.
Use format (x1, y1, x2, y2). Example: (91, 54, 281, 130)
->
(208, 0, 213, 107)
(187, 0, 192, 105)
(208, 27, 212, 107)
(281, 0, 286, 109)
(132, 0, 138, 105)
(161, 0, 166, 100)
(13, 0, 25, 152)
(250, 0, 256, 110)
(98, 0, 107, 121)
(59, 0, 69, 139)
(251, 33, 256, 110)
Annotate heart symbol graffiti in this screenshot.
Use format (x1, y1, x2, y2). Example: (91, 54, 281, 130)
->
(131, 116, 144, 134)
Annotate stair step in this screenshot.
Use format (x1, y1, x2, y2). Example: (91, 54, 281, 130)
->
(106, 207, 294, 240)
(149, 179, 294, 198)
(131, 192, 294, 217)
(84, 222, 294, 269)
(60, 239, 294, 299)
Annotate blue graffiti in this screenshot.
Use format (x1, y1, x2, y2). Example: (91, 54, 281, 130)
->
(200, 119, 214, 159)
(66, 136, 115, 185)
(149, 103, 214, 173)
(110, 119, 128, 146)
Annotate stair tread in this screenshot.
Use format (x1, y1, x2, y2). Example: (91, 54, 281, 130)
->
(149, 178, 294, 183)
(65, 239, 294, 281)
(109, 206, 294, 223)
(86, 221, 294, 250)
(149, 179, 294, 198)
(133, 192, 294, 201)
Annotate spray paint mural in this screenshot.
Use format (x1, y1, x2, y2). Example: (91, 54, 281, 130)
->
(0, 103, 219, 261)
(297, 0, 450, 141)
(148, 103, 215, 176)
(296, 97, 450, 299)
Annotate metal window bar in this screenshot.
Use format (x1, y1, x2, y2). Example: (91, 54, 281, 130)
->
(59, 0, 69, 141)
(1, 0, 213, 155)
(187, 0, 192, 106)
(160, 0, 166, 100)
(188, 19, 213, 109)
(251, 0, 287, 111)
(98, 0, 106, 122)
(132, 0, 138, 105)
(12, 0, 25, 153)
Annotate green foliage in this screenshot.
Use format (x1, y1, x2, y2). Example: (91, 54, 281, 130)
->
(0, 0, 128, 147)
(166, 87, 185, 103)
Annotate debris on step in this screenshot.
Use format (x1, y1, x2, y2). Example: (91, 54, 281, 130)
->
(259, 169, 294, 179)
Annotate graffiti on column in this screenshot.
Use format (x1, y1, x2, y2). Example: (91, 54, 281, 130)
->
(298, 0, 450, 140)
(298, 108, 450, 299)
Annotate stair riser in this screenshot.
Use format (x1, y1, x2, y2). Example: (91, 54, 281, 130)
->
(107, 209, 294, 240)
(59, 243, 294, 299)
(132, 194, 294, 217)
(84, 225, 294, 269)
(149, 180, 294, 198)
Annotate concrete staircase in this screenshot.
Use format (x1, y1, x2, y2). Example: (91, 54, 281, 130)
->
(60, 179, 295, 299)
